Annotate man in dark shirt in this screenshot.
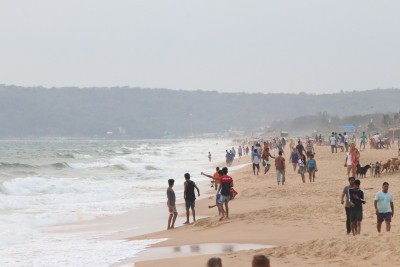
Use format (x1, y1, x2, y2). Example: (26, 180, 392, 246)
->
(349, 179, 366, 236)
(296, 141, 305, 157)
(183, 173, 200, 224)
(218, 167, 233, 221)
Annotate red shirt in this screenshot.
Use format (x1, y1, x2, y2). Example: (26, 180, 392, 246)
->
(220, 175, 233, 196)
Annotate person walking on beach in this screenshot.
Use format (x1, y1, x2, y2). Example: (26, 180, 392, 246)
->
(238, 145, 243, 159)
(183, 173, 200, 224)
(329, 132, 337, 153)
(341, 177, 355, 235)
(349, 179, 366, 236)
(349, 143, 360, 177)
(296, 140, 305, 157)
(307, 154, 317, 182)
(251, 149, 261, 175)
(218, 167, 233, 220)
(262, 147, 275, 174)
(360, 132, 367, 151)
(298, 154, 307, 183)
(208, 152, 212, 162)
(167, 179, 178, 229)
(289, 148, 299, 171)
(275, 151, 285, 185)
(374, 182, 394, 232)
(305, 140, 315, 158)
(344, 150, 353, 177)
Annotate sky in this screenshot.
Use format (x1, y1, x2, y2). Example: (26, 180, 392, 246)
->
(0, 0, 399, 94)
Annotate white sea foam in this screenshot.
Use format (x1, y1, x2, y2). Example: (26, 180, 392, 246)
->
(0, 139, 232, 265)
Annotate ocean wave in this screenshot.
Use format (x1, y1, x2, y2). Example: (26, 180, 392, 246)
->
(0, 162, 70, 170)
(56, 152, 75, 159)
(0, 162, 39, 170)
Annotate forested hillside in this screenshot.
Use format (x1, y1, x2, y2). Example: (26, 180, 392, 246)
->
(0, 85, 399, 138)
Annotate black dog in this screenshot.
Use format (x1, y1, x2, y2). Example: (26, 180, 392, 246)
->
(356, 164, 371, 178)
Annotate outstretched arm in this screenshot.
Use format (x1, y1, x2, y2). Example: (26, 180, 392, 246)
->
(201, 172, 216, 180)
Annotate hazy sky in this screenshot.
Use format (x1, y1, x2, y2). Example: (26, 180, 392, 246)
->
(1, 1, 399, 94)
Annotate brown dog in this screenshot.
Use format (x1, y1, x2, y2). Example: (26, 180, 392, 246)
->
(381, 160, 391, 173)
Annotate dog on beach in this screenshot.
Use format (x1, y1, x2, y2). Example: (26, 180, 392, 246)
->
(356, 164, 371, 178)
(381, 160, 391, 173)
(373, 162, 382, 177)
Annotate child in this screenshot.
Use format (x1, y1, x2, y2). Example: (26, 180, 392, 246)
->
(298, 154, 307, 183)
(167, 179, 178, 229)
(307, 154, 317, 182)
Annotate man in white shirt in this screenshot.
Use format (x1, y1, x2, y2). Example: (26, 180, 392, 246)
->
(374, 182, 394, 232)
(329, 132, 337, 153)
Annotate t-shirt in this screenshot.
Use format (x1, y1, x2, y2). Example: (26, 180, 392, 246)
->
(185, 180, 196, 201)
(290, 152, 298, 163)
(361, 135, 367, 142)
(344, 134, 349, 143)
(220, 175, 233, 196)
(252, 152, 260, 164)
(167, 187, 176, 206)
(308, 159, 316, 169)
(275, 156, 285, 170)
(213, 172, 220, 186)
(343, 185, 352, 208)
(306, 143, 313, 152)
(374, 191, 393, 213)
(349, 188, 365, 210)
(296, 144, 304, 154)
(329, 136, 336, 145)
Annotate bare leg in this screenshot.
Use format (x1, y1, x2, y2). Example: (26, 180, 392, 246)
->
(377, 222, 382, 232)
(224, 202, 229, 219)
(183, 208, 190, 224)
(308, 172, 312, 182)
(351, 221, 356, 236)
(357, 221, 361, 235)
(191, 207, 196, 222)
(386, 221, 391, 232)
(168, 214, 173, 229)
(301, 173, 305, 183)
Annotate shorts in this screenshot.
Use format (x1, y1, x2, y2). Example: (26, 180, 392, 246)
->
(215, 194, 221, 205)
(349, 209, 363, 222)
(306, 151, 313, 157)
(185, 199, 195, 209)
(276, 169, 285, 182)
(298, 165, 306, 174)
(263, 160, 270, 167)
(377, 212, 392, 223)
(308, 167, 315, 172)
(168, 205, 177, 214)
(218, 194, 230, 204)
(253, 163, 260, 170)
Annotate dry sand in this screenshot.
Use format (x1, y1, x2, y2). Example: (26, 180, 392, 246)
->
(127, 144, 400, 267)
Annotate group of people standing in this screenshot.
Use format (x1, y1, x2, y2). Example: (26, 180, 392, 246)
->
(288, 140, 318, 183)
(341, 177, 394, 236)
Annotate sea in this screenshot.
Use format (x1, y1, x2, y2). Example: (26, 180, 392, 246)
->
(0, 139, 231, 267)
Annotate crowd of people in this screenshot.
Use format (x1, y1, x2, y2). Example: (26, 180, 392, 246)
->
(165, 131, 398, 264)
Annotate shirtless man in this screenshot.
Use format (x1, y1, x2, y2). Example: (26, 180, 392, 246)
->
(262, 147, 275, 174)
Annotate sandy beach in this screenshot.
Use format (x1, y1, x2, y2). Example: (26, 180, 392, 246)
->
(124, 143, 400, 267)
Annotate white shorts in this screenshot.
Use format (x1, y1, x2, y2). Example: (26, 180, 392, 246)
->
(276, 169, 285, 182)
